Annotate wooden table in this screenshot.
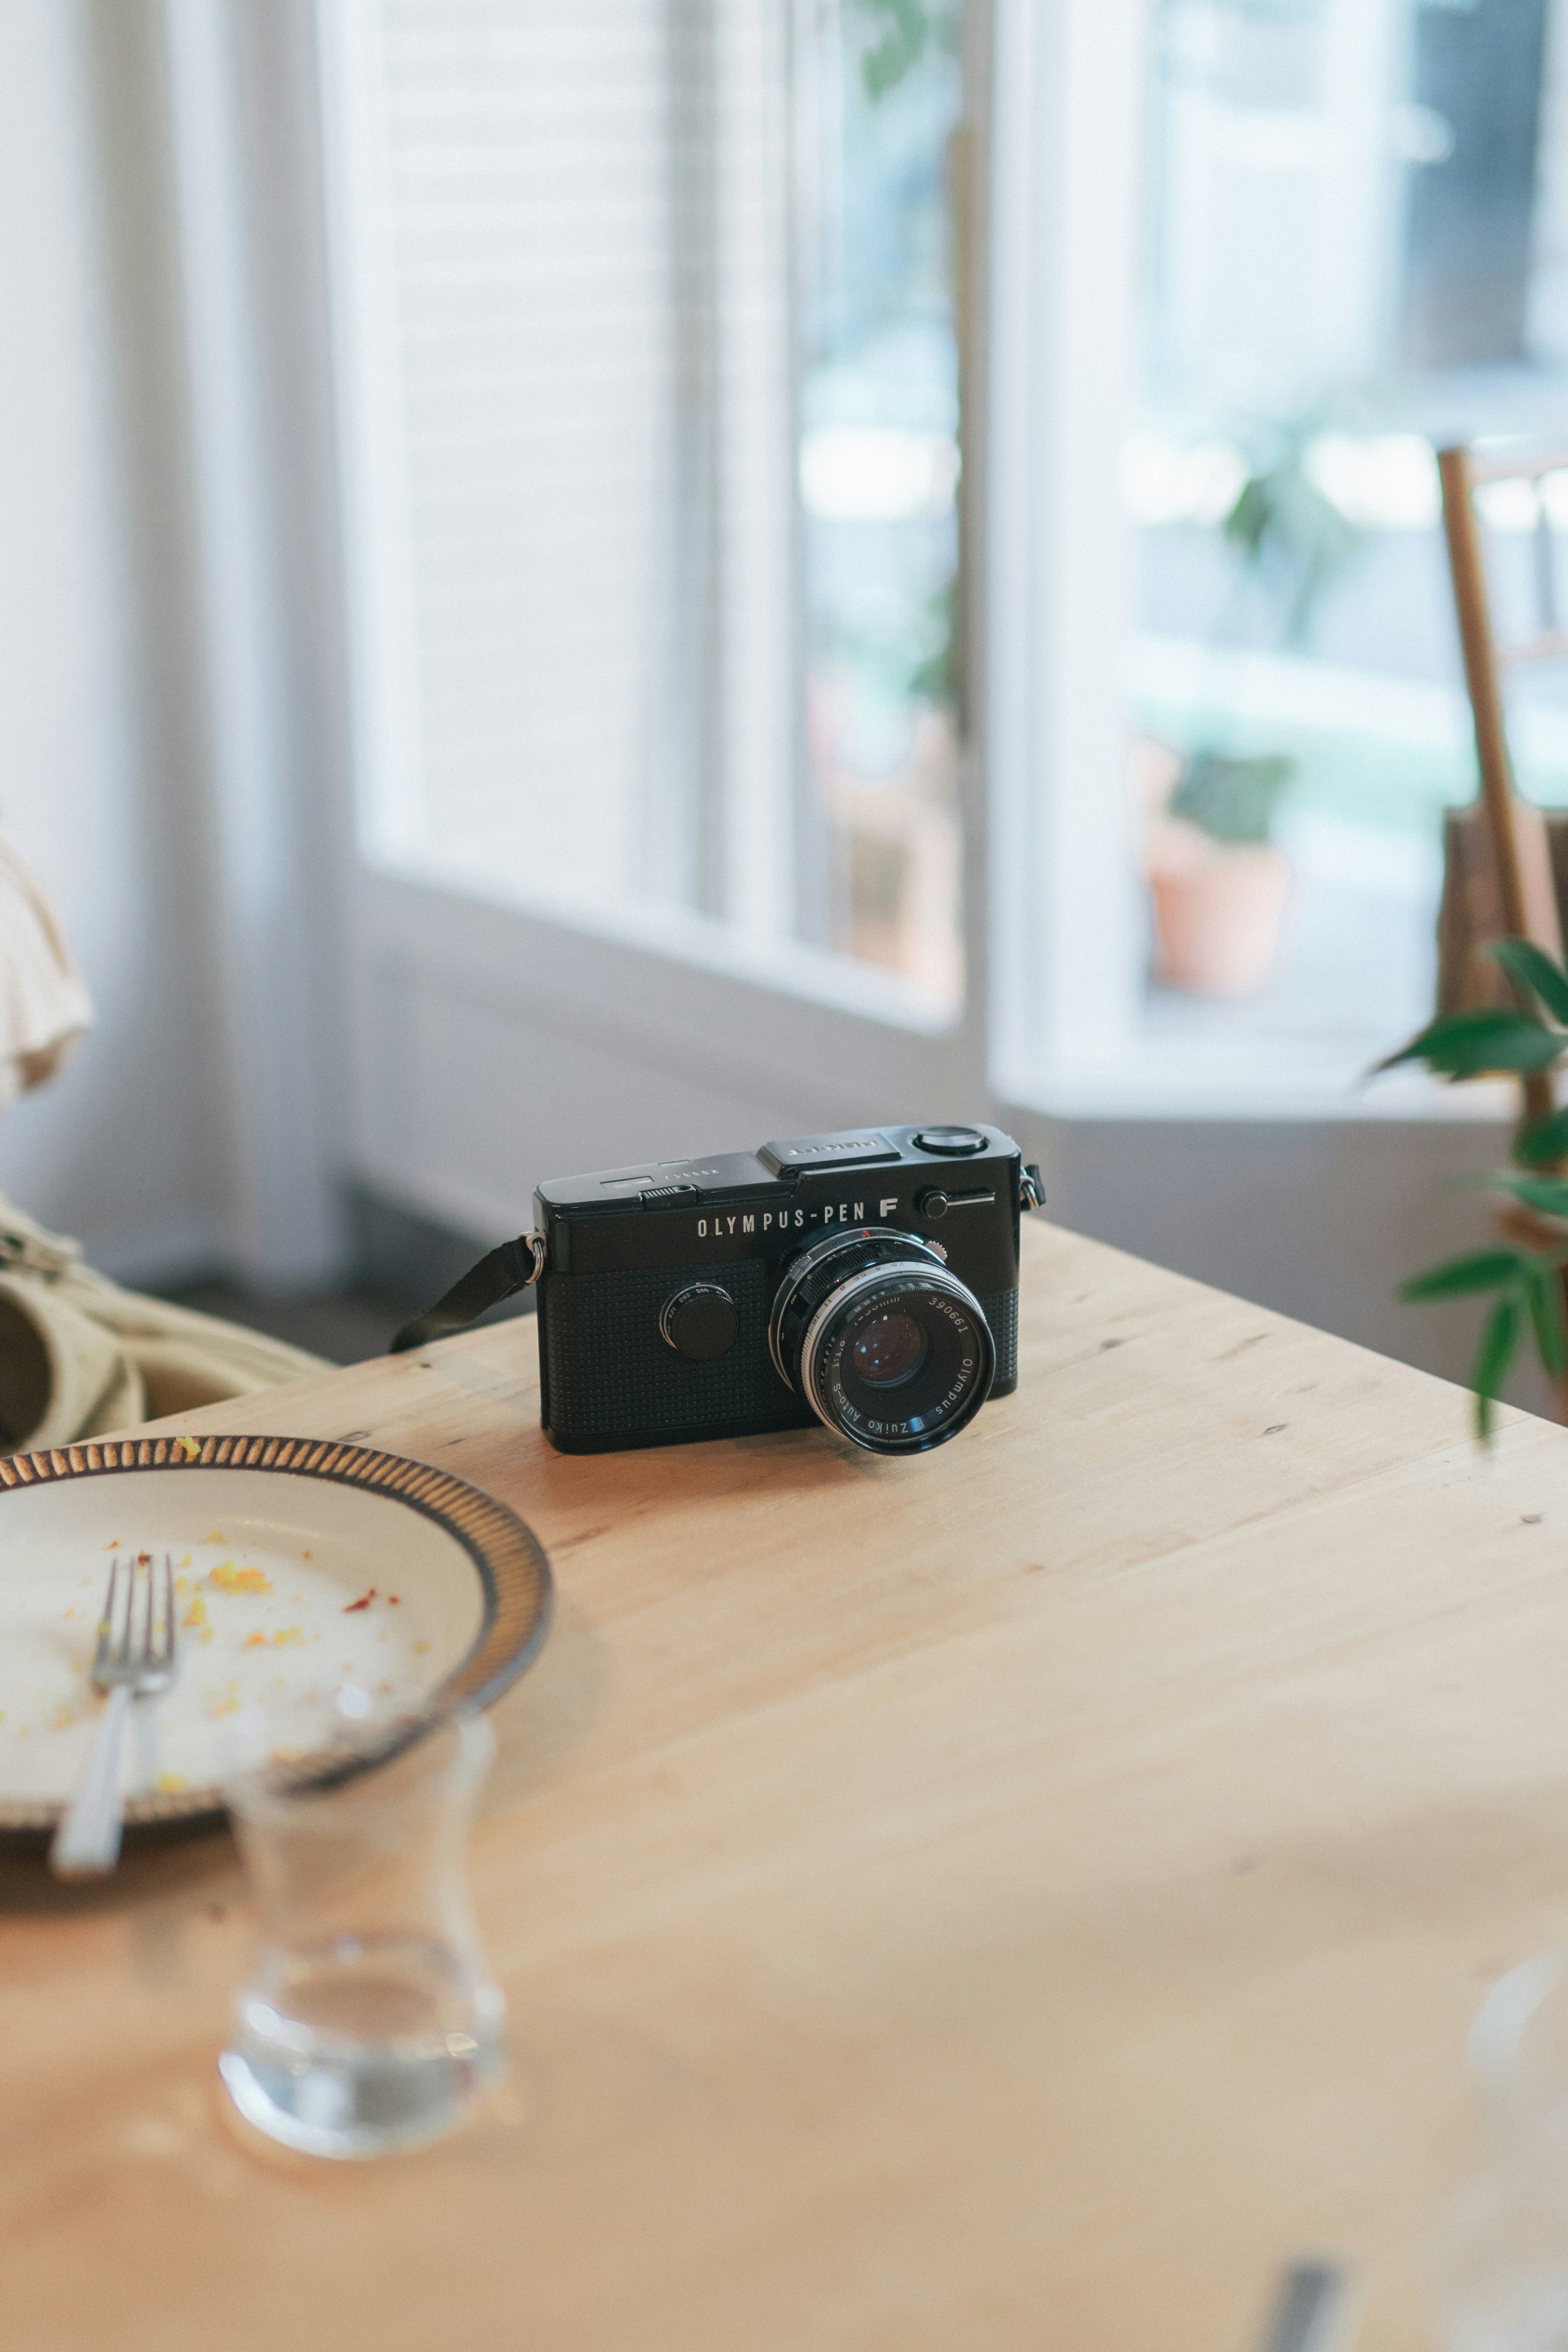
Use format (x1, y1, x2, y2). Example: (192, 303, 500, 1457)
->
(5, 1218, 1568, 2349)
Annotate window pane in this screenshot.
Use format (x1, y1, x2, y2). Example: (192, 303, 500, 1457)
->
(796, 0, 967, 1003)
(1128, 0, 1568, 1054)
(334, 0, 966, 1010)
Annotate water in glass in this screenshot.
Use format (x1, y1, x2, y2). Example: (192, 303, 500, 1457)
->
(220, 1703, 503, 2159)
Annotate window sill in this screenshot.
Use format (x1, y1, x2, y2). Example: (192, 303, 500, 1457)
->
(1001, 1044, 1523, 1127)
(362, 843, 966, 1039)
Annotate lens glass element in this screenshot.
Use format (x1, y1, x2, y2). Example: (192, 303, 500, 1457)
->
(851, 1310, 929, 1389)
(769, 1229, 996, 1455)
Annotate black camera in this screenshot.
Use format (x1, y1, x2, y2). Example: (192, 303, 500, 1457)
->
(519, 1124, 1041, 1457)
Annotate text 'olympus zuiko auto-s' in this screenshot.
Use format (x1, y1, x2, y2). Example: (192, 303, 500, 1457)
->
(392, 1126, 1046, 1459)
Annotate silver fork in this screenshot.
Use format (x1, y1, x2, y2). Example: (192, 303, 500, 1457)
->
(50, 1554, 178, 1878)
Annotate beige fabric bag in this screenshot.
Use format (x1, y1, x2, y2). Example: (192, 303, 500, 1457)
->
(0, 1195, 327, 1454)
(0, 835, 94, 1109)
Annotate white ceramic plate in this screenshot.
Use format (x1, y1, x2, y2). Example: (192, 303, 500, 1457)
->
(0, 1432, 552, 1829)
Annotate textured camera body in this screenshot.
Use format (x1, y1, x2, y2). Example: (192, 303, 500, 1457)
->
(533, 1124, 1025, 1454)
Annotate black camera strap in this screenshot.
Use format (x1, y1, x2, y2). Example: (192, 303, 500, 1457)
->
(390, 1233, 546, 1356)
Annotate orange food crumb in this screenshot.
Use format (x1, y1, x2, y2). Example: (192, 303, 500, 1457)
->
(412, 1640, 430, 1656)
(208, 1697, 241, 1717)
(183, 1595, 208, 1631)
(242, 1632, 267, 1650)
(388, 1594, 400, 1606)
(175, 1435, 200, 1462)
(342, 1588, 375, 1614)
(301, 1550, 312, 1560)
(271, 1628, 303, 1647)
(205, 1530, 225, 1544)
(208, 1563, 272, 1597)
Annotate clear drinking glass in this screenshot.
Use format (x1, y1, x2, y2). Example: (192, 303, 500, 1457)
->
(1432, 1949, 1568, 2350)
(218, 1704, 504, 2159)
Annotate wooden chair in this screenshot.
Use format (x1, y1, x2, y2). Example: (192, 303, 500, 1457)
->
(1437, 440, 1568, 1132)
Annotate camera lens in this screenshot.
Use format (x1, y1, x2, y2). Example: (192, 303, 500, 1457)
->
(851, 1311, 929, 1389)
(768, 1229, 995, 1455)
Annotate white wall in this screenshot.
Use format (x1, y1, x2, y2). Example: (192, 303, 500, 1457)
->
(0, 0, 229, 1280)
(1018, 1103, 1555, 1418)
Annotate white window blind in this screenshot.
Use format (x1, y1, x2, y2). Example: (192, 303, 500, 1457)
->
(329, 0, 798, 933)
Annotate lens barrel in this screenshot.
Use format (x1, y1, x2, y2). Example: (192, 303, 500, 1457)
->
(768, 1228, 996, 1455)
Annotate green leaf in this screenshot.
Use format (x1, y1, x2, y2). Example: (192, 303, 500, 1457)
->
(1515, 1106, 1568, 1166)
(1473, 1293, 1521, 1440)
(1167, 751, 1294, 847)
(1487, 938, 1568, 1026)
(1374, 1008, 1564, 1079)
(1399, 1249, 1528, 1301)
(1487, 1172, 1568, 1220)
(1529, 1265, 1568, 1378)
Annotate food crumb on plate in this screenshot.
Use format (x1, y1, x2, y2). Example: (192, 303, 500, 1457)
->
(156, 1772, 186, 1793)
(208, 1563, 272, 1596)
(342, 1588, 376, 1614)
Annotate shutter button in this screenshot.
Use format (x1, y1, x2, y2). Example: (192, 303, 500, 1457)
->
(913, 1127, 987, 1156)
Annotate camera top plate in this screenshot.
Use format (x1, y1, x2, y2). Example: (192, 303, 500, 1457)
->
(534, 1125, 1027, 1293)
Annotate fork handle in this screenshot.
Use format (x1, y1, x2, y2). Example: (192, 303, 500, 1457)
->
(50, 1685, 134, 1878)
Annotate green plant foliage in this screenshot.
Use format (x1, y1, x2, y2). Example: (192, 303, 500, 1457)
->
(1374, 1007, 1562, 1079)
(1473, 1294, 1521, 1439)
(1488, 937, 1568, 1026)
(854, 0, 959, 100)
(1398, 1249, 1531, 1302)
(1375, 938, 1568, 1436)
(1221, 412, 1365, 649)
(1486, 1172, 1568, 1221)
(1529, 1263, 1568, 1377)
(1167, 750, 1294, 846)
(1515, 1105, 1568, 1166)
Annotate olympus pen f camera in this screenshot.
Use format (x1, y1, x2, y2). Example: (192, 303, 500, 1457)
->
(393, 1125, 1045, 1459)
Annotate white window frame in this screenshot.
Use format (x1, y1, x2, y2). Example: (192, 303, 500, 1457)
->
(312, 0, 998, 1247)
(983, 0, 1507, 1131)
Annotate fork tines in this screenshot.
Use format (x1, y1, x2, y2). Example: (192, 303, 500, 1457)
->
(96, 1552, 177, 1674)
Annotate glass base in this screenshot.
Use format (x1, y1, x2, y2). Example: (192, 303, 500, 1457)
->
(219, 1935, 503, 2160)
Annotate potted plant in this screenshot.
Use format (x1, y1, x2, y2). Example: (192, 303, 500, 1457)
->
(1376, 937, 1568, 1433)
(1143, 748, 1295, 998)
(1141, 401, 1368, 999)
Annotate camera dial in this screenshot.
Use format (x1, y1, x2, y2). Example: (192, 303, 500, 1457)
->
(659, 1282, 739, 1361)
(768, 1228, 996, 1456)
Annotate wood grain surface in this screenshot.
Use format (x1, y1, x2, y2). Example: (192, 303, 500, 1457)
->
(2, 1218, 1565, 2351)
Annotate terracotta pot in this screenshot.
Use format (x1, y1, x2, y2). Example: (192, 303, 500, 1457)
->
(1144, 818, 1290, 999)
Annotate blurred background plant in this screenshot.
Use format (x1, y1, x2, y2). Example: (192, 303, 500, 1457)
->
(1221, 402, 1370, 650)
